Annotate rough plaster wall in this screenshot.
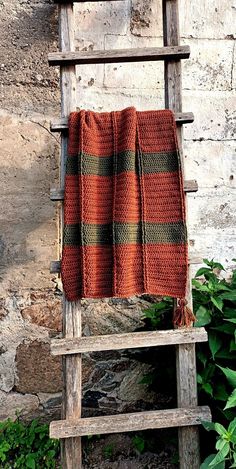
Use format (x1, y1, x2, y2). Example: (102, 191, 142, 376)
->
(0, 0, 235, 420)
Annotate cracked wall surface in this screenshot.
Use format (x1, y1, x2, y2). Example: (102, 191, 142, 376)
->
(0, 0, 235, 421)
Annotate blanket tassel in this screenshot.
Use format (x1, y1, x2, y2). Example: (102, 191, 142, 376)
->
(173, 298, 196, 327)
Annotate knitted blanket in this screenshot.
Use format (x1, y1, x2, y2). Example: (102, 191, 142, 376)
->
(61, 107, 189, 317)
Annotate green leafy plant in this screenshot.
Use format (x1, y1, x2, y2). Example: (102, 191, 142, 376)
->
(103, 443, 115, 459)
(194, 259, 236, 422)
(141, 296, 173, 330)
(200, 418, 236, 468)
(0, 417, 60, 468)
(140, 259, 236, 465)
(132, 434, 146, 454)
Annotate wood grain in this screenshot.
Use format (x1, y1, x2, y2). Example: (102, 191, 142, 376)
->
(50, 406, 211, 439)
(48, 46, 190, 66)
(58, 4, 82, 469)
(51, 328, 207, 356)
(50, 112, 194, 132)
(162, 1, 204, 467)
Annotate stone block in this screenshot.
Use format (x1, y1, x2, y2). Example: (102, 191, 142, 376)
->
(184, 140, 236, 189)
(0, 113, 58, 293)
(0, 293, 48, 393)
(104, 35, 163, 90)
(75, 36, 105, 89)
(118, 363, 155, 403)
(188, 188, 236, 233)
(76, 86, 164, 112)
(130, 0, 162, 37)
(0, 0, 59, 114)
(183, 91, 236, 141)
(233, 44, 236, 89)
(180, 0, 236, 39)
(189, 232, 236, 275)
(21, 293, 62, 331)
(182, 39, 234, 91)
(82, 297, 146, 336)
(15, 340, 62, 393)
(0, 390, 39, 421)
(74, 1, 129, 39)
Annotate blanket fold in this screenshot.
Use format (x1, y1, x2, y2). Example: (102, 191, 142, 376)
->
(61, 106, 188, 308)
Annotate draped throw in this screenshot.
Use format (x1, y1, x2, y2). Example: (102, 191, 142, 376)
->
(61, 107, 189, 315)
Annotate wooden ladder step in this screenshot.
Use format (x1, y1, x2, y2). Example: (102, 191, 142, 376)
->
(48, 46, 190, 66)
(50, 180, 198, 202)
(50, 254, 202, 274)
(51, 328, 207, 356)
(50, 406, 211, 439)
(50, 112, 194, 132)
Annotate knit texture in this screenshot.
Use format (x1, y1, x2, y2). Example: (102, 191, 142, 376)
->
(61, 106, 188, 301)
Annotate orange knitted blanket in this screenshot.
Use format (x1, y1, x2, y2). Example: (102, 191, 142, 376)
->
(61, 107, 190, 323)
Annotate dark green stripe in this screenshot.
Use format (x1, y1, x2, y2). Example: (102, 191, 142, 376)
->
(64, 221, 187, 246)
(66, 156, 78, 175)
(66, 150, 179, 176)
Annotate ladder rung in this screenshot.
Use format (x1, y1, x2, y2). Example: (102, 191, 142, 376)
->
(50, 180, 198, 201)
(50, 254, 202, 274)
(51, 328, 207, 356)
(48, 46, 190, 66)
(50, 112, 194, 132)
(50, 406, 211, 438)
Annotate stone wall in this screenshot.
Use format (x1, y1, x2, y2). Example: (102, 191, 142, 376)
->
(0, 0, 235, 421)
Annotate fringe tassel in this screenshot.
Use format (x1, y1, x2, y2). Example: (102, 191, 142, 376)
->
(173, 298, 196, 327)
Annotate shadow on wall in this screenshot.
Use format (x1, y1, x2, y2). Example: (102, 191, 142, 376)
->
(0, 118, 59, 286)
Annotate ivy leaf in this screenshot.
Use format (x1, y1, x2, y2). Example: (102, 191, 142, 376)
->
(216, 439, 228, 451)
(228, 418, 236, 435)
(212, 323, 235, 335)
(224, 318, 236, 324)
(201, 421, 216, 432)
(195, 267, 212, 277)
(217, 365, 236, 388)
(224, 307, 236, 319)
(209, 443, 230, 466)
(214, 383, 229, 402)
(230, 339, 236, 352)
(197, 349, 208, 367)
(192, 279, 210, 292)
(220, 292, 236, 302)
(26, 454, 36, 469)
(210, 296, 223, 311)
(200, 454, 225, 469)
(214, 423, 227, 436)
(209, 332, 223, 360)
(197, 374, 203, 384)
(203, 259, 225, 271)
(194, 306, 211, 327)
(202, 382, 213, 397)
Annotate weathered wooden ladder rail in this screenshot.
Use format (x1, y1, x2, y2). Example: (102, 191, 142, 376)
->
(49, 0, 211, 468)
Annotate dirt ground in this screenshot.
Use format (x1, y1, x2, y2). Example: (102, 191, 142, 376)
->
(82, 433, 177, 469)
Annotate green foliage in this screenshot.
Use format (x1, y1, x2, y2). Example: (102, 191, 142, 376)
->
(141, 296, 173, 329)
(193, 259, 236, 422)
(103, 443, 115, 459)
(200, 418, 236, 468)
(132, 435, 146, 454)
(0, 417, 60, 468)
(140, 259, 236, 466)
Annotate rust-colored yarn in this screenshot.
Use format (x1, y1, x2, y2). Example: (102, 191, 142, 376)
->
(61, 106, 190, 322)
(173, 298, 196, 327)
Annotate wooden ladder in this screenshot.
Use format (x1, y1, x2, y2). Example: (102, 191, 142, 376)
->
(48, 1, 211, 468)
